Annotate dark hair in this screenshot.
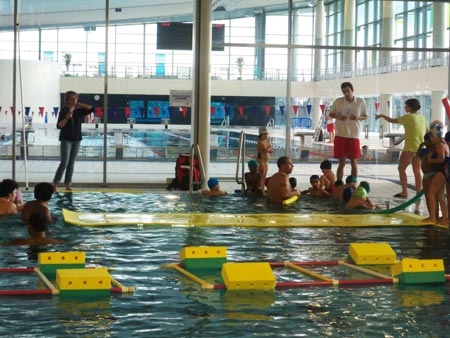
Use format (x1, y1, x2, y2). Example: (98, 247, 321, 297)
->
(345, 175, 357, 184)
(359, 181, 370, 193)
(277, 156, 291, 168)
(310, 175, 320, 182)
(0, 179, 17, 198)
(445, 131, 450, 143)
(34, 182, 54, 201)
(289, 177, 297, 189)
(320, 160, 332, 170)
(424, 132, 431, 142)
(29, 212, 47, 233)
(335, 180, 344, 187)
(405, 98, 421, 112)
(64, 90, 78, 103)
(343, 187, 353, 202)
(341, 82, 354, 92)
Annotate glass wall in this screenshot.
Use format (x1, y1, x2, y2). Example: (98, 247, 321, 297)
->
(0, 1, 448, 185)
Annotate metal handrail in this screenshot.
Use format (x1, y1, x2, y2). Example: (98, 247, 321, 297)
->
(235, 131, 246, 192)
(266, 118, 275, 128)
(189, 144, 206, 193)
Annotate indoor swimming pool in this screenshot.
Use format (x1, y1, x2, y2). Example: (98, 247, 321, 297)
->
(1, 191, 449, 337)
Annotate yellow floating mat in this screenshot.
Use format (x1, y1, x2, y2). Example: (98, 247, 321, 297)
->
(62, 209, 434, 228)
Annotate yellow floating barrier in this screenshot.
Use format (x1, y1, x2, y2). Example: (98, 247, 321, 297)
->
(62, 209, 434, 227)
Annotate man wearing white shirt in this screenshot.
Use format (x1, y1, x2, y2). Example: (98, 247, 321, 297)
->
(328, 82, 368, 181)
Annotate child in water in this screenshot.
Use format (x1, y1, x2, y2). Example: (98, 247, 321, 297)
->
(332, 180, 345, 201)
(257, 126, 273, 191)
(346, 186, 373, 209)
(201, 178, 227, 196)
(244, 160, 263, 197)
(302, 175, 331, 197)
(319, 160, 336, 193)
(21, 182, 56, 224)
(9, 212, 62, 246)
(0, 179, 19, 216)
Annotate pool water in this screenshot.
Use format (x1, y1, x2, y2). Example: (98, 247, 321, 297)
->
(1, 192, 450, 337)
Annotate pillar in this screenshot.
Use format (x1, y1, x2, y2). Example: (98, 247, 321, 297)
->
(192, 0, 211, 185)
(431, 91, 446, 127)
(379, 94, 392, 133)
(313, 0, 325, 81)
(254, 10, 266, 80)
(343, 0, 356, 71)
(380, 1, 394, 67)
(433, 2, 446, 61)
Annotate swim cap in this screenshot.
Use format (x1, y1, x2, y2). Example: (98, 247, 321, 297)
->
(259, 126, 268, 135)
(345, 175, 357, 184)
(359, 181, 370, 193)
(343, 187, 353, 202)
(248, 159, 259, 168)
(429, 120, 444, 138)
(334, 180, 344, 187)
(207, 178, 219, 190)
(353, 187, 368, 199)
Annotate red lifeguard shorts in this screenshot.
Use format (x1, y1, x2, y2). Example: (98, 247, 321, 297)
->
(326, 123, 334, 133)
(333, 136, 360, 159)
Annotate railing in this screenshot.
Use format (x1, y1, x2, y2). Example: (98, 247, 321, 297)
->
(235, 131, 246, 193)
(189, 144, 206, 193)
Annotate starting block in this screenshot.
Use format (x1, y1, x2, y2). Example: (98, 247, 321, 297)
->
(391, 258, 445, 284)
(180, 246, 227, 269)
(38, 252, 86, 275)
(222, 262, 276, 290)
(348, 243, 396, 265)
(57, 267, 111, 297)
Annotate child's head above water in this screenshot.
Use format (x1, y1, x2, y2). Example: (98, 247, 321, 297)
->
(248, 159, 259, 169)
(335, 180, 344, 187)
(359, 181, 370, 194)
(34, 182, 54, 201)
(207, 178, 219, 190)
(310, 175, 320, 185)
(353, 186, 368, 199)
(345, 175, 357, 184)
(320, 160, 332, 170)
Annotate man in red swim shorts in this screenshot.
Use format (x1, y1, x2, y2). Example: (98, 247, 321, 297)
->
(328, 82, 368, 181)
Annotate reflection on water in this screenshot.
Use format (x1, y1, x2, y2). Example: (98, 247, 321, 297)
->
(0, 191, 449, 337)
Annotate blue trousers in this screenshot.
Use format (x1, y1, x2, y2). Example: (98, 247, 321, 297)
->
(53, 140, 81, 186)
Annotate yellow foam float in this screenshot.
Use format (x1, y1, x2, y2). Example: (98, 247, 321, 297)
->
(63, 208, 434, 227)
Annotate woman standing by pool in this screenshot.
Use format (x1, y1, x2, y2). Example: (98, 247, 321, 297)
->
(375, 98, 427, 198)
(53, 91, 94, 191)
(257, 126, 273, 191)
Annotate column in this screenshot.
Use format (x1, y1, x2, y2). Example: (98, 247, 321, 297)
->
(433, 2, 446, 61)
(311, 1, 325, 128)
(343, 0, 356, 71)
(254, 10, 266, 80)
(431, 91, 446, 127)
(379, 94, 392, 133)
(380, 0, 394, 68)
(313, 0, 325, 81)
(192, 0, 211, 185)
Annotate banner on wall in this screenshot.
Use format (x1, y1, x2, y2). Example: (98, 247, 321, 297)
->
(169, 90, 192, 107)
(43, 51, 54, 61)
(156, 53, 165, 76)
(98, 52, 105, 75)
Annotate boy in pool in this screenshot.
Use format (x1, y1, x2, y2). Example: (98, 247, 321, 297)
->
(332, 180, 345, 201)
(302, 175, 331, 197)
(21, 182, 56, 224)
(244, 160, 263, 197)
(346, 186, 373, 209)
(201, 178, 227, 196)
(9, 212, 62, 246)
(0, 179, 18, 216)
(319, 160, 336, 193)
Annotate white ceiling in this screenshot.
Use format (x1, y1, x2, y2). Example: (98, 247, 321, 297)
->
(0, 0, 311, 30)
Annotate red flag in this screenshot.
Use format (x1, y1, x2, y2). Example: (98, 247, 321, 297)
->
(238, 105, 244, 117)
(38, 106, 45, 117)
(320, 104, 325, 114)
(210, 106, 215, 116)
(181, 107, 188, 119)
(265, 105, 271, 117)
(293, 105, 299, 115)
(153, 107, 159, 117)
(374, 102, 380, 112)
(124, 107, 131, 118)
(95, 107, 103, 117)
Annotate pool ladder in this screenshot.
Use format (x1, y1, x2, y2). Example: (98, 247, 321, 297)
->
(189, 144, 206, 193)
(235, 131, 246, 193)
